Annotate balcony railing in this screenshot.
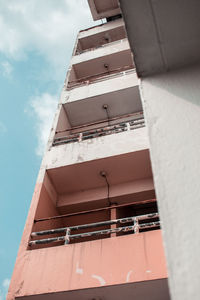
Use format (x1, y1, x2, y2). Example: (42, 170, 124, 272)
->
(29, 212, 160, 247)
(67, 67, 135, 90)
(53, 114, 145, 147)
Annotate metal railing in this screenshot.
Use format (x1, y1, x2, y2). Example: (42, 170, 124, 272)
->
(67, 66, 136, 90)
(53, 116, 145, 147)
(29, 212, 160, 247)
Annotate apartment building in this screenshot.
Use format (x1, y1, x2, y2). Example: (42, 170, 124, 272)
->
(119, 1, 200, 300)
(7, 1, 170, 299)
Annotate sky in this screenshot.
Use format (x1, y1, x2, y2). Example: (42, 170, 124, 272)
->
(0, 1, 97, 298)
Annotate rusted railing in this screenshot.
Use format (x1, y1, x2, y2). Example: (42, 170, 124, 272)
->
(53, 116, 145, 146)
(29, 212, 160, 247)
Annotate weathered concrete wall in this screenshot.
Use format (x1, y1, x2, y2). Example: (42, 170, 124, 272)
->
(78, 18, 124, 39)
(66, 70, 138, 103)
(44, 127, 149, 169)
(7, 230, 167, 299)
(58, 178, 154, 210)
(71, 39, 129, 66)
(140, 64, 200, 300)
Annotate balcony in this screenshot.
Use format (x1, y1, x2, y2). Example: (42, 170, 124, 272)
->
(9, 151, 169, 299)
(88, 0, 121, 21)
(76, 19, 126, 54)
(16, 229, 169, 299)
(65, 67, 138, 105)
(59, 69, 141, 127)
(30, 207, 160, 248)
(31, 150, 155, 246)
(67, 39, 133, 89)
(46, 122, 148, 174)
(53, 113, 145, 146)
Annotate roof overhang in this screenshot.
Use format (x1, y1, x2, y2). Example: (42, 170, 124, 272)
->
(119, 0, 200, 77)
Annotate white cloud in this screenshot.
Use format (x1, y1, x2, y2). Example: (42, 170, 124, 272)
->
(2, 279, 10, 290)
(1, 0, 97, 156)
(0, 278, 10, 300)
(28, 93, 58, 156)
(0, 0, 96, 79)
(1, 61, 13, 77)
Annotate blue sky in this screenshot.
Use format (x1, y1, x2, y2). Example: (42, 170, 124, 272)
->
(0, 1, 96, 298)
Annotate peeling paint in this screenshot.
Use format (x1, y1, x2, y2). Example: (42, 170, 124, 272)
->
(15, 280, 24, 296)
(126, 270, 133, 282)
(76, 262, 83, 275)
(77, 154, 84, 162)
(92, 274, 106, 286)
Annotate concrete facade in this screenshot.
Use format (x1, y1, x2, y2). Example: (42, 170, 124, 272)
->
(140, 66, 200, 300)
(7, 1, 169, 299)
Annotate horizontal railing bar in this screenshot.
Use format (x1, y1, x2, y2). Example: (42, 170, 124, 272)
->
(55, 112, 143, 135)
(29, 225, 135, 246)
(70, 225, 135, 240)
(31, 213, 159, 237)
(71, 214, 159, 233)
(53, 125, 145, 146)
(55, 123, 126, 141)
(29, 221, 161, 246)
(53, 126, 146, 146)
(69, 216, 135, 231)
(70, 221, 160, 240)
(53, 120, 145, 147)
(34, 199, 156, 223)
(29, 236, 65, 246)
(67, 65, 135, 90)
(31, 216, 134, 237)
(139, 221, 160, 229)
(54, 119, 145, 142)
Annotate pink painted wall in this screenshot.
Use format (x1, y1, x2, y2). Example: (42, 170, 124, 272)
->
(7, 173, 165, 299)
(8, 229, 167, 299)
(58, 178, 155, 214)
(7, 175, 62, 299)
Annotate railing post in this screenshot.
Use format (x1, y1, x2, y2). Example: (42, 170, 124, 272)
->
(126, 122, 131, 131)
(64, 228, 71, 245)
(110, 204, 117, 238)
(79, 133, 83, 142)
(134, 217, 139, 234)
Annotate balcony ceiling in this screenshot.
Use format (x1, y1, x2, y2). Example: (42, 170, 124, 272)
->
(78, 26, 126, 52)
(17, 278, 170, 300)
(64, 85, 142, 127)
(120, 0, 200, 77)
(88, 0, 121, 21)
(47, 150, 152, 195)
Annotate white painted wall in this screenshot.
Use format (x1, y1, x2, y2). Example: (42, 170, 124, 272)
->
(71, 39, 129, 65)
(44, 127, 149, 169)
(78, 19, 124, 39)
(140, 64, 200, 300)
(66, 70, 137, 103)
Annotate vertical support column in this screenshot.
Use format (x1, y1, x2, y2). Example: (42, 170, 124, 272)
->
(79, 132, 83, 142)
(134, 217, 139, 234)
(139, 66, 200, 300)
(64, 228, 71, 245)
(126, 122, 131, 131)
(110, 205, 117, 237)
